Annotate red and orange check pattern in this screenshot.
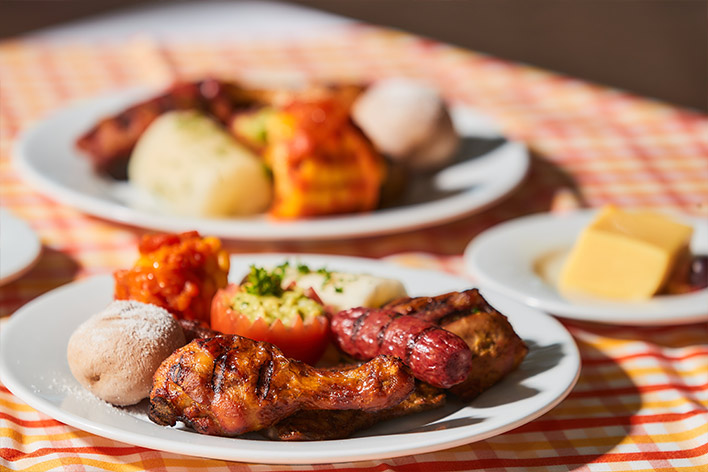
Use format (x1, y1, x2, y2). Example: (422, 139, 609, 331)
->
(1, 25, 707, 471)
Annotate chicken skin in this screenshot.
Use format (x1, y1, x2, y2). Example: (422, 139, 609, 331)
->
(384, 289, 528, 400)
(148, 335, 415, 436)
(262, 381, 445, 441)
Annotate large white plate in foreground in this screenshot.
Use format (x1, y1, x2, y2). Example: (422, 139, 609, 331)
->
(0, 208, 42, 286)
(464, 210, 708, 325)
(13, 88, 529, 240)
(0, 254, 579, 464)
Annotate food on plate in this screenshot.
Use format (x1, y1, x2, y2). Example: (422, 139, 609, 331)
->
(279, 262, 408, 312)
(148, 334, 415, 436)
(76, 79, 273, 179)
(262, 381, 445, 441)
(128, 110, 272, 217)
(67, 300, 186, 406)
(114, 231, 229, 323)
(331, 307, 473, 388)
(665, 254, 708, 294)
(77, 79, 388, 220)
(384, 289, 528, 400)
(211, 265, 330, 364)
(177, 318, 220, 343)
(76, 77, 464, 221)
(239, 95, 386, 218)
(70, 232, 528, 439)
(230, 84, 362, 153)
(351, 78, 460, 171)
(558, 206, 694, 300)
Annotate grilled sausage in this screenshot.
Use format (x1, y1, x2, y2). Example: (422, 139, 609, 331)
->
(385, 289, 529, 401)
(331, 307, 472, 388)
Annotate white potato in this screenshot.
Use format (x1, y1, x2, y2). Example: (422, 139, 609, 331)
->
(128, 110, 272, 217)
(282, 266, 408, 312)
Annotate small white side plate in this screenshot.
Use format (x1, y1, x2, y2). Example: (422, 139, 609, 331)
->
(464, 210, 708, 325)
(0, 209, 41, 286)
(0, 254, 579, 464)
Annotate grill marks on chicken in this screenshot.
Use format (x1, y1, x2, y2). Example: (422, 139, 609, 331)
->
(149, 289, 527, 439)
(149, 335, 415, 436)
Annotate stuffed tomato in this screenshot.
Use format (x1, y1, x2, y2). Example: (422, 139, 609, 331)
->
(211, 266, 330, 365)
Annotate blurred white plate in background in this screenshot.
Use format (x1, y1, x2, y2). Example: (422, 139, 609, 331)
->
(0, 209, 41, 286)
(14, 88, 529, 240)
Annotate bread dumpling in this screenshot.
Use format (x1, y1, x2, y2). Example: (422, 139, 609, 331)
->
(67, 300, 186, 406)
(352, 78, 460, 171)
(128, 110, 272, 217)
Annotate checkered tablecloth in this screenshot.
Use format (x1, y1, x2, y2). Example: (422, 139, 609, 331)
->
(1, 20, 707, 472)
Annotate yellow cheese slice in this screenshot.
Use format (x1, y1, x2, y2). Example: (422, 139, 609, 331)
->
(558, 206, 693, 300)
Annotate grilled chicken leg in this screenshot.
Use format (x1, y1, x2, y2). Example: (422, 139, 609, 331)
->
(148, 335, 414, 436)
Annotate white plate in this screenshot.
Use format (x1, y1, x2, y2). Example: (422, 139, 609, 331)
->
(13, 88, 529, 240)
(0, 208, 41, 286)
(0, 254, 579, 464)
(464, 210, 708, 325)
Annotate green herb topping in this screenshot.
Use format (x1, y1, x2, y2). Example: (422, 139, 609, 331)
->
(243, 264, 285, 296)
(232, 262, 325, 325)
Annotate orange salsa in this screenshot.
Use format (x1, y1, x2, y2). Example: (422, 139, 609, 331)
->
(114, 231, 229, 323)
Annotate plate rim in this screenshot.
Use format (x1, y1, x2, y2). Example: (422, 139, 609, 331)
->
(463, 210, 708, 325)
(0, 253, 580, 464)
(12, 87, 529, 241)
(0, 208, 42, 286)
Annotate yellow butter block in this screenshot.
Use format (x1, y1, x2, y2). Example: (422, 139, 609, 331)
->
(559, 206, 693, 300)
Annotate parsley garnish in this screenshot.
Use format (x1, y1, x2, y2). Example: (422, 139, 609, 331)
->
(317, 267, 333, 283)
(244, 261, 347, 296)
(313, 267, 344, 293)
(243, 265, 284, 296)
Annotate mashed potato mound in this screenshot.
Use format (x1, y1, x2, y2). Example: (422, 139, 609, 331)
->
(128, 110, 272, 217)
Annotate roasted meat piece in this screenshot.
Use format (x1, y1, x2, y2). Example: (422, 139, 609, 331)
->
(331, 307, 472, 388)
(385, 289, 528, 400)
(254, 95, 386, 219)
(76, 79, 272, 178)
(177, 318, 220, 343)
(148, 335, 415, 436)
(261, 381, 445, 441)
(114, 231, 229, 323)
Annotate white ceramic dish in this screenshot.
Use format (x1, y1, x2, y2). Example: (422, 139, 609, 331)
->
(0, 254, 579, 464)
(13, 88, 529, 240)
(464, 210, 708, 325)
(0, 208, 41, 286)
